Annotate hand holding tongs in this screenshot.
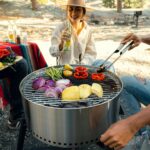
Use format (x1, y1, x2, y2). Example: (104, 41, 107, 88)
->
(97, 40, 134, 73)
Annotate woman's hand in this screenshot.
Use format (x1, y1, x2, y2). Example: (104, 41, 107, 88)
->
(100, 119, 138, 150)
(121, 33, 142, 50)
(59, 29, 71, 51)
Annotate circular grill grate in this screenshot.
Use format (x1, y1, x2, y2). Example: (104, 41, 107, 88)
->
(20, 66, 122, 108)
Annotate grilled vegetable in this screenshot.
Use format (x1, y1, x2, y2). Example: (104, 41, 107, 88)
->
(75, 66, 88, 72)
(32, 77, 46, 90)
(63, 70, 73, 77)
(37, 85, 51, 92)
(56, 84, 67, 90)
(44, 88, 58, 98)
(91, 73, 105, 81)
(74, 66, 88, 79)
(45, 80, 55, 87)
(54, 86, 63, 95)
(56, 79, 71, 87)
(91, 83, 103, 97)
(74, 72, 88, 79)
(45, 67, 63, 80)
(64, 64, 73, 70)
(62, 86, 80, 101)
(79, 84, 92, 99)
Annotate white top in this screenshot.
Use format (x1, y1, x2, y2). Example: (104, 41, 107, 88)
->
(49, 20, 97, 65)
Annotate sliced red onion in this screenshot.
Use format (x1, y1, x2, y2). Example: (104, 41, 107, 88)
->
(44, 88, 58, 98)
(37, 85, 51, 92)
(56, 79, 71, 87)
(56, 84, 67, 90)
(45, 80, 55, 87)
(32, 77, 46, 90)
(54, 86, 63, 95)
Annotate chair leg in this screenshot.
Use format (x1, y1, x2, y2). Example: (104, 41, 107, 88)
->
(16, 118, 27, 150)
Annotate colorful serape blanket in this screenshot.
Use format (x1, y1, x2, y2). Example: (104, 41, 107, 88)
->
(0, 42, 47, 108)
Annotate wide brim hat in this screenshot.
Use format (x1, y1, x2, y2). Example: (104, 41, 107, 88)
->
(58, 0, 95, 11)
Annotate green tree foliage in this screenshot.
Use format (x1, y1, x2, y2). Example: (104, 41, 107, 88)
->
(102, 0, 146, 8)
(123, 0, 145, 8)
(102, 0, 115, 8)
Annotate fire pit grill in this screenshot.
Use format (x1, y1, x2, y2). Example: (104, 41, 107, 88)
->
(19, 65, 122, 149)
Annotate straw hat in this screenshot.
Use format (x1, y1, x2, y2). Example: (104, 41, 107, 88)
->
(67, 0, 86, 8)
(60, 0, 93, 11)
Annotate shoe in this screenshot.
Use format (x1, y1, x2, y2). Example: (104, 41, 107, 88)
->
(8, 118, 21, 130)
(8, 109, 23, 129)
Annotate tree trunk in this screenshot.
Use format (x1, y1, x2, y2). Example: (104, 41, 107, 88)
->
(117, 0, 122, 13)
(31, 0, 39, 10)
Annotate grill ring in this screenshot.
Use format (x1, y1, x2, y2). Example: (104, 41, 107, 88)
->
(20, 65, 122, 108)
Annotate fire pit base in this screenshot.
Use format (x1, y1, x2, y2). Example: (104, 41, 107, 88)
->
(16, 118, 113, 150)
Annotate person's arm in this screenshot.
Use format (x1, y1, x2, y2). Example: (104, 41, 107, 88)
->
(121, 33, 150, 49)
(100, 105, 150, 150)
(141, 35, 150, 45)
(49, 22, 67, 57)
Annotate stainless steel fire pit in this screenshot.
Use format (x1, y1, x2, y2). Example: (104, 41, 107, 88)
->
(19, 65, 122, 148)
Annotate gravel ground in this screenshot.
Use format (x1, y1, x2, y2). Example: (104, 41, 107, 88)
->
(0, 1, 150, 150)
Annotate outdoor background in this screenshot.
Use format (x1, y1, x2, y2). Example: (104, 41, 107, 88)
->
(0, 0, 150, 149)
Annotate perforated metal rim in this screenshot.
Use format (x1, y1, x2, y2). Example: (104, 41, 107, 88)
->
(32, 131, 99, 148)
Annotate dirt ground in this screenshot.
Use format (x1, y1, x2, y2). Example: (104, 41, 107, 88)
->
(0, 0, 150, 150)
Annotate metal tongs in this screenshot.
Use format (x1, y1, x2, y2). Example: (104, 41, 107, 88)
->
(97, 40, 134, 73)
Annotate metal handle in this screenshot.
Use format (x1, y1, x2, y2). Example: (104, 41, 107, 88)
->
(97, 41, 134, 72)
(56, 56, 60, 65)
(106, 41, 134, 69)
(101, 43, 124, 66)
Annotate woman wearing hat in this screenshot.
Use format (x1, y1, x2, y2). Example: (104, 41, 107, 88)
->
(50, 0, 97, 65)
